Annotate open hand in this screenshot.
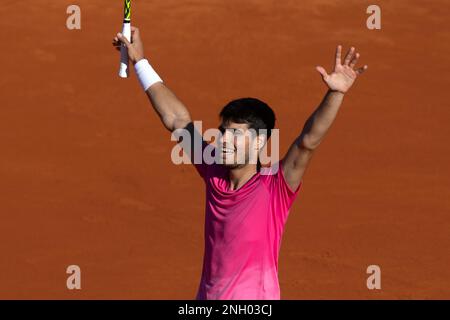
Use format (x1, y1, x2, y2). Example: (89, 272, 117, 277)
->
(316, 46, 368, 94)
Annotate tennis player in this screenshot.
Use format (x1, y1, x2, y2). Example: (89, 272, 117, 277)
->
(113, 26, 367, 300)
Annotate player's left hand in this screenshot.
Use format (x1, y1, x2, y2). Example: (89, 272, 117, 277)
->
(316, 45, 368, 94)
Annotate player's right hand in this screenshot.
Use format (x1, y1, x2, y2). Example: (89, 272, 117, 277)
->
(112, 26, 145, 64)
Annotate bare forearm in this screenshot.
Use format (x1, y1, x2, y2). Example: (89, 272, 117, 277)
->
(281, 45, 367, 189)
(113, 27, 192, 132)
(145, 82, 191, 132)
(298, 90, 344, 150)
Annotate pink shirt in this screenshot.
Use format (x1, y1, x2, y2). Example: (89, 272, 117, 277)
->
(195, 161, 302, 300)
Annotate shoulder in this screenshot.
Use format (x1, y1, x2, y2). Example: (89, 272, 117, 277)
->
(260, 162, 302, 195)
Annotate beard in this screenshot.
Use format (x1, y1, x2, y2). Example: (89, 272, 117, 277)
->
(221, 152, 247, 168)
(222, 162, 247, 169)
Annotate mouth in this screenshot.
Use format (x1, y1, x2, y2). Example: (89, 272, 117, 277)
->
(221, 147, 235, 155)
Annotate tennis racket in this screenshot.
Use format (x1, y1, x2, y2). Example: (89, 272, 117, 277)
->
(118, 0, 132, 78)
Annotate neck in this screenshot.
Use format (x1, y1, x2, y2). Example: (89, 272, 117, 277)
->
(228, 164, 258, 191)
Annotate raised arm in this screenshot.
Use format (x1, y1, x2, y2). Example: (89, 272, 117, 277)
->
(282, 45, 368, 191)
(113, 27, 191, 132)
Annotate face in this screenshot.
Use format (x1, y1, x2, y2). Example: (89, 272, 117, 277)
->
(218, 121, 263, 168)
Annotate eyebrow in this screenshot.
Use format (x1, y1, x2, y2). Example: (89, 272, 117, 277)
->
(218, 126, 245, 133)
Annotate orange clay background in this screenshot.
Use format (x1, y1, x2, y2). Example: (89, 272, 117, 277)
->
(0, 0, 449, 299)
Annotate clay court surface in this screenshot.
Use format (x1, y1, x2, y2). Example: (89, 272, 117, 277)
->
(1, 0, 449, 299)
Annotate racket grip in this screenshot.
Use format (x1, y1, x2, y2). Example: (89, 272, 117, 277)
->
(118, 22, 131, 78)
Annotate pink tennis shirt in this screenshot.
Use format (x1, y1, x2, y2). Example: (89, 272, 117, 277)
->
(194, 161, 302, 300)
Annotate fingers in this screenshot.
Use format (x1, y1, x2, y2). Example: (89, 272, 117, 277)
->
(335, 45, 342, 67)
(116, 32, 131, 47)
(332, 44, 367, 75)
(112, 36, 122, 51)
(130, 26, 140, 35)
(349, 52, 360, 69)
(344, 47, 355, 66)
(112, 37, 120, 51)
(316, 66, 329, 80)
(130, 26, 141, 42)
(355, 65, 368, 75)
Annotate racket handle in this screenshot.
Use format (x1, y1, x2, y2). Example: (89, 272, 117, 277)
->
(118, 22, 131, 78)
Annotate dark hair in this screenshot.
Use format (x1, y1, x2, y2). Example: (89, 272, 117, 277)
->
(219, 97, 276, 138)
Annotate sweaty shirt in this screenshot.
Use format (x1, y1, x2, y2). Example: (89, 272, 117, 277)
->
(195, 161, 302, 300)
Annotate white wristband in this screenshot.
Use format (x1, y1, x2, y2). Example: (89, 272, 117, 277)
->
(134, 59, 163, 91)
